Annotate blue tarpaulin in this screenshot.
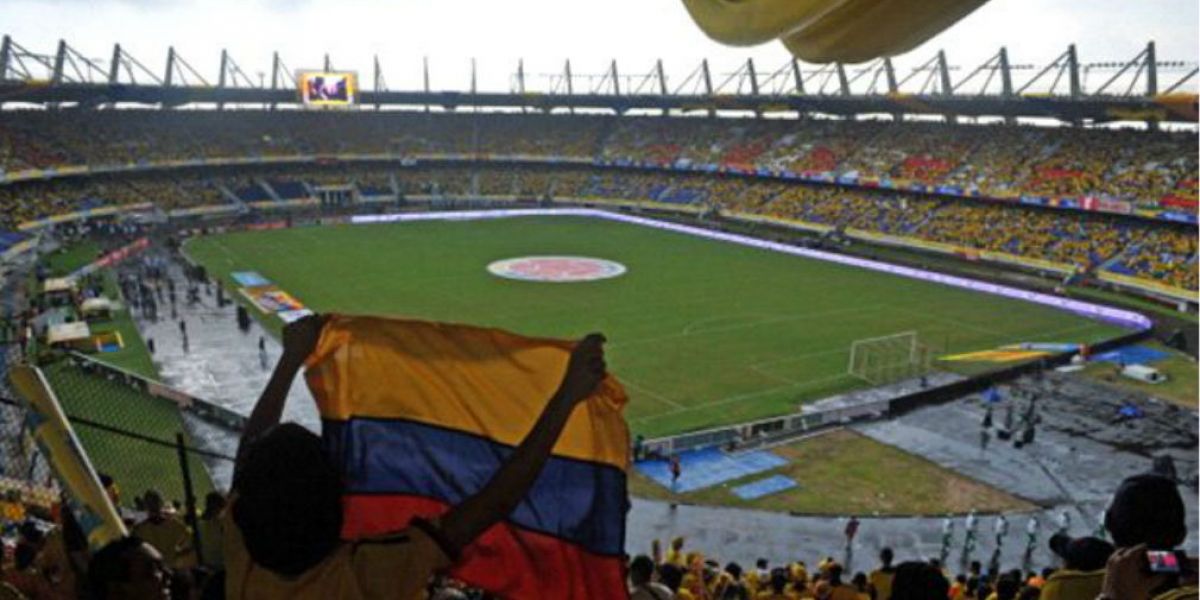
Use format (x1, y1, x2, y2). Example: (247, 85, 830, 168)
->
(731, 475, 798, 500)
(635, 448, 788, 493)
(1092, 345, 1170, 365)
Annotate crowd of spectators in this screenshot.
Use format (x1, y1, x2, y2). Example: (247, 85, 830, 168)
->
(1, 111, 1193, 208)
(601, 117, 1197, 209)
(0, 469, 1191, 599)
(0, 110, 1194, 288)
(630, 472, 1197, 600)
(0, 162, 1194, 289)
(0, 300, 1193, 599)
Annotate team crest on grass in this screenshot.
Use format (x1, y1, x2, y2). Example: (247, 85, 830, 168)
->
(487, 256, 627, 282)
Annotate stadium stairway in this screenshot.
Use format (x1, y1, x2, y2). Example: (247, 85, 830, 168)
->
(257, 178, 284, 202)
(217, 183, 247, 208)
(905, 201, 947, 234)
(1099, 244, 1138, 272)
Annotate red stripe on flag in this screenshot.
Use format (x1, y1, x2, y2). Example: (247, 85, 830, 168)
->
(343, 494, 629, 600)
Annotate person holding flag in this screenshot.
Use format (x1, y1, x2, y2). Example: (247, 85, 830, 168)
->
(223, 314, 623, 599)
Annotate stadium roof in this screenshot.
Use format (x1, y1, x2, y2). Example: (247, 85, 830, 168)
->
(0, 35, 1196, 123)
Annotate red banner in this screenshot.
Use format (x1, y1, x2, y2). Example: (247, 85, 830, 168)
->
(244, 220, 288, 231)
(1080, 196, 1133, 215)
(93, 237, 150, 269)
(1160, 195, 1198, 210)
(1035, 167, 1084, 180)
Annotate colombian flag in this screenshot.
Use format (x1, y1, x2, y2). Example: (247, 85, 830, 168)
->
(303, 315, 631, 599)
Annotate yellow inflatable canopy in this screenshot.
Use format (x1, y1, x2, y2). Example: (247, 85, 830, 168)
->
(682, 0, 991, 64)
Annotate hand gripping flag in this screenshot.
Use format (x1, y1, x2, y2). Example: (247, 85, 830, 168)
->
(303, 315, 631, 600)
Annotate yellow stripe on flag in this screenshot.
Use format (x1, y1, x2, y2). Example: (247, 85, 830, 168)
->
(304, 315, 630, 470)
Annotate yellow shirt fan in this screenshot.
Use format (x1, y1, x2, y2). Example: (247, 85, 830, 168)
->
(681, 0, 991, 64)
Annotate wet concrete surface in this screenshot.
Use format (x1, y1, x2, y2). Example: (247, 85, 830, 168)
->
(132, 264, 319, 431)
(130, 255, 1199, 571)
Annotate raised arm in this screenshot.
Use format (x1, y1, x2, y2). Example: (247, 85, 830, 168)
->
(236, 315, 325, 468)
(437, 333, 608, 553)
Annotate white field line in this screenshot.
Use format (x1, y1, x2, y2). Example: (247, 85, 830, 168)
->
(747, 346, 848, 370)
(632, 320, 1105, 424)
(680, 313, 774, 335)
(890, 306, 1008, 339)
(631, 372, 856, 424)
(749, 364, 801, 386)
(619, 378, 684, 410)
(609, 305, 885, 351)
(210, 239, 238, 267)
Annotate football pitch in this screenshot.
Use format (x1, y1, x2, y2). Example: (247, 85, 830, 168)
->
(186, 214, 1126, 437)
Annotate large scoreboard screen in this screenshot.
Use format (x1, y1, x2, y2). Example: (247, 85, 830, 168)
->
(299, 72, 358, 107)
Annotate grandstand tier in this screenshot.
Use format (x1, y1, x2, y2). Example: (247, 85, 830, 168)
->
(3, 156, 1196, 295)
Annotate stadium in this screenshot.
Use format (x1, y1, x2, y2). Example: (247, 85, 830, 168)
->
(0, 1, 1197, 598)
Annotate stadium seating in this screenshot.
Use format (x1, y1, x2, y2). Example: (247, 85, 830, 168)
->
(0, 111, 1195, 290)
(1, 163, 1195, 290)
(2, 111, 1194, 206)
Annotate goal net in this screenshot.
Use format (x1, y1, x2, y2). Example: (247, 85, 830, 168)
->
(847, 331, 935, 385)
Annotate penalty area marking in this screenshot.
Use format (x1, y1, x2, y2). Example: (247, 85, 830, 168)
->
(630, 372, 858, 425)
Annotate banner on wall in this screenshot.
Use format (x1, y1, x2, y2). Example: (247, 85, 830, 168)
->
(240, 285, 307, 314)
(235, 271, 313, 321)
(71, 237, 150, 278)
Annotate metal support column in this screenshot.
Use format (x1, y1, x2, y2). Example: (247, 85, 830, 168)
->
(998, 47, 1014, 97)
(791, 59, 805, 94)
(835, 62, 850, 95)
(937, 50, 952, 95)
(269, 51, 280, 111)
(1067, 44, 1081, 99)
(163, 46, 175, 87)
(423, 56, 431, 112)
(51, 40, 66, 85)
(0, 36, 11, 81)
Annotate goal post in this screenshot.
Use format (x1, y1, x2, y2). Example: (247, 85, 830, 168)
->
(847, 331, 935, 385)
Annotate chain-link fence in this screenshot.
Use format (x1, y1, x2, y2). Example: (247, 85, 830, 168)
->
(41, 357, 227, 510)
(1, 350, 233, 524)
(0, 347, 60, 520)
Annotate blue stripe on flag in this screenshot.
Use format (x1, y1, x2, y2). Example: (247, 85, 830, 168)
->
(323, 417, 628, 556)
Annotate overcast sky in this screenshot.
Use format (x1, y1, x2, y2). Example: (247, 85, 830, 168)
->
(2, 0, 1196, 93)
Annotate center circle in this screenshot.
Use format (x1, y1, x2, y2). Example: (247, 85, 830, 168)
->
(487, 256, 627, 282)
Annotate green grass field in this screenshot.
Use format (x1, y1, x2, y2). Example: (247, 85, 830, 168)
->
(187, 215, 1127, 437)
(37, 241, 157, 379)
(628, 429, 1033, 515)
(34, 243, 209, 503)
(1079, 342, 1199, 409)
